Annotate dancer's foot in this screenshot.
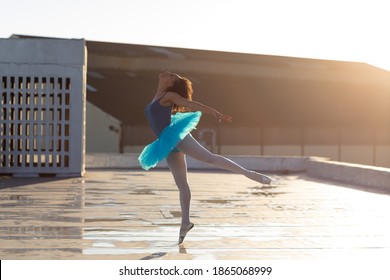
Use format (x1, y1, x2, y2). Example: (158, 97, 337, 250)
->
(247, 171, 272, 184)
(178, 222, 194, 244)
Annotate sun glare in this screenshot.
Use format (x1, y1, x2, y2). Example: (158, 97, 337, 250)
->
(1, 0, 390, 70)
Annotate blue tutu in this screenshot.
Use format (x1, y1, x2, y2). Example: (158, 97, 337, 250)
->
(138, 111, 202, 170)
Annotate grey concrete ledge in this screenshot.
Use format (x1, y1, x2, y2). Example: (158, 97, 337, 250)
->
(0, 38, 86, 65)
(86, 153, 390, 192)
(307, 157, 390, 191)
(85, 153, 308, 172)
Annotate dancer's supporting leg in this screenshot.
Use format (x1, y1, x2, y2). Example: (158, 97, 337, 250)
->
(166, 151, 194, 243)
(177, 134, 271, 184)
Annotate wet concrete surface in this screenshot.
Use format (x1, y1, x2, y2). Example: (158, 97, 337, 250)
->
(0, 169, 390, 260)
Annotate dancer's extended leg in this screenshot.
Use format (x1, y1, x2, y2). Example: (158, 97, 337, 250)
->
(166, 151, 194, 243)
(177, 134, 271, 184)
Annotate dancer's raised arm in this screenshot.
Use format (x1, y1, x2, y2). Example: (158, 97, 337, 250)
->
(162, 91, 232, 123)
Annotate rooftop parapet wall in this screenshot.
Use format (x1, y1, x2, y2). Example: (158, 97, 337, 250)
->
(85, 153, 390, 192)
(306, 157, 390, 192)
(86, 153, 308, 172)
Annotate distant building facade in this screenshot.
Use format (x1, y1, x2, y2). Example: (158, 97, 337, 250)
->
(11, 36, 389, 167)
(83, 40, 390, 167)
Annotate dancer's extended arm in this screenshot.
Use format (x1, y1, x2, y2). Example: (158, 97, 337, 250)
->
(163, 91, 232, 123)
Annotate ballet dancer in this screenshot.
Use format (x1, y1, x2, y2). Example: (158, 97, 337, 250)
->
(139, 71, 272, 244)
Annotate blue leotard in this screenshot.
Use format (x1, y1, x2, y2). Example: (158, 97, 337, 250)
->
(144, 97, 172, 136)
(139, 95, 202, 170)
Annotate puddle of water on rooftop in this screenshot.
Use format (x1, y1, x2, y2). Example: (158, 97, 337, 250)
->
(199, 199, 233, 204)
(267, 204, 315, 212)
(83, 180, 107, 184)
(122, 174, 145, 177)
(0, 194, 35, 206)
(84, 218, 129, 223)
(111, 177, 129, 181)
(251, 191, 287, 197)
(247, 185, 287, 197)
(3, 248, 82, 255)
(92, 242, 116, 248)
(140, 252, 168, 260)
(85, 202, 126, 207)
(82, 247, 166, 256)
(130, 188, 157, 195)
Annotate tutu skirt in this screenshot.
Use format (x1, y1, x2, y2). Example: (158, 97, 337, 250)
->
(138, 111, 202, 170)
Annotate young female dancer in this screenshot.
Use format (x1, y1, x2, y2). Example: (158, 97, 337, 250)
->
(139, 71, 272, 244)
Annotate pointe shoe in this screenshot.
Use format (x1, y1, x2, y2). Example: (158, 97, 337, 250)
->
(249, 171, 272, 185)
(178, 223, 194, 244)
(261, 174, 272, 185)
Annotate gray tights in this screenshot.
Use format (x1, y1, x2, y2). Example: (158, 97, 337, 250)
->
(166, 134, 270, 227)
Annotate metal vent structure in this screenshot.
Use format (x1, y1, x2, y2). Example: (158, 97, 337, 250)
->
(0, 38, 87, 177)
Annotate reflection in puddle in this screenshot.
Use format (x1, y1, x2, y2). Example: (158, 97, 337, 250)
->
(267, 204, 315, 211)
(92, 242, 116, 248)
(251, 191, 286, 197)
(83, 247, 169, 256)
(1, 226, 82, 239)
(199, 199, 233, 204)
(85, 202, 126, 207)
(3, 248, 82, 255)
(83, 232, 177, 257)
(83, 180, 106, 184)
(0, 194, 35, 206)
(85, 218, 129, 223)
(249, 185, 287, 197)
(179, 244, 187, 254)
(140, 252, 167, 260)
(130, 188, 157, 195)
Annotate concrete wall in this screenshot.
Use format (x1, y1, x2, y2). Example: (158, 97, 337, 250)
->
(86, 153, 307, 172)
(86, 102, 121, 153)
(307, 157, 390, 191)
(220, 144, 390, 167)
(85, 153, 390, 192)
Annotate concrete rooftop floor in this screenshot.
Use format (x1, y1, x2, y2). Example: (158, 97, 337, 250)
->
(0, 169, 390, 260)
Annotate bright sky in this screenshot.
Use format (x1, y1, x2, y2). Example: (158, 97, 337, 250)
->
(2, 0, 390, 70)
